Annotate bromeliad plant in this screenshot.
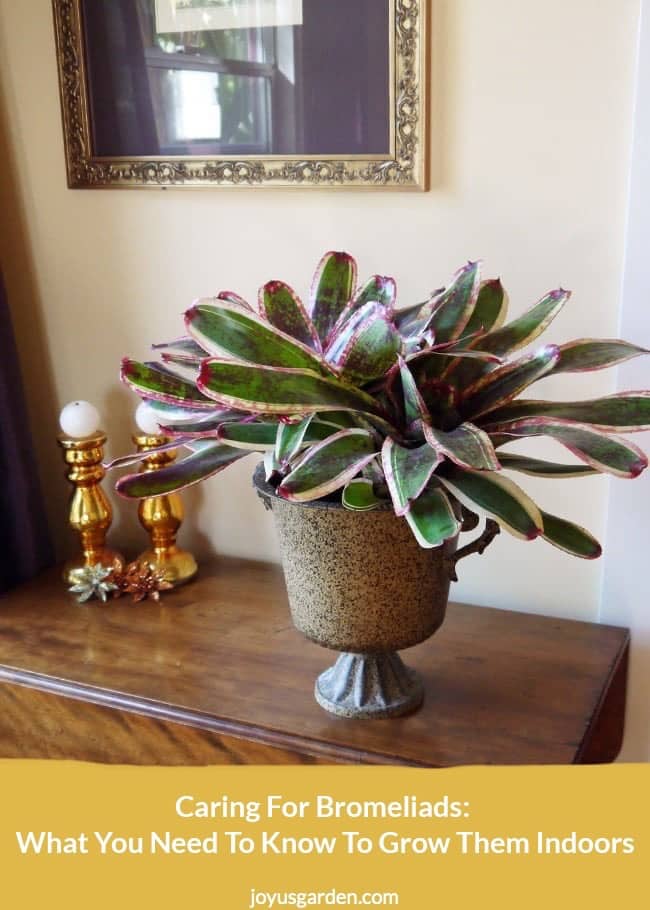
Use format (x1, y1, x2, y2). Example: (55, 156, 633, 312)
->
(116, 253, 650, 559)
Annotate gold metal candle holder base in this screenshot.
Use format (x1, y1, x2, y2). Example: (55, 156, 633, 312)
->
(136, 546, 198, 588)
(133, 434, 197, 587)
(58, 431, 125, 585)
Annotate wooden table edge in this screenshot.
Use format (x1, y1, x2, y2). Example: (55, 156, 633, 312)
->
(573, 630, 630, 764)
(0, 664, 433, 767)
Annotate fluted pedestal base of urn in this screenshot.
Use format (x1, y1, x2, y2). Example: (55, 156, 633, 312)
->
(315, 652, 424, 719)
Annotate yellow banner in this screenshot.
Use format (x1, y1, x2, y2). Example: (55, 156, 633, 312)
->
(0, 761, 646, 909)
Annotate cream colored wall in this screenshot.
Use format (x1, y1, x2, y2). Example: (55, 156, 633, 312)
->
(0, 0, 641, 621)
(602, 0, 650, 762)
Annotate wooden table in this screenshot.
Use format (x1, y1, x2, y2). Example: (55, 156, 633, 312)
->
(0, 558, 629, 766)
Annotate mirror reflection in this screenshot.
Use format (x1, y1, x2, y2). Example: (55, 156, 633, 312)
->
(82, 0, 391, 158)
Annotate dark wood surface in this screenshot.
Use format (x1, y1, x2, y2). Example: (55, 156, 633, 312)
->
(0, 558, 629, 766)
(0, 681, 330, 765)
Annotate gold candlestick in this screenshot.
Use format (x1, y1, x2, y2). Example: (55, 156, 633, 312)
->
(58, 431, 125, 585)
(133, 433, 197, 586)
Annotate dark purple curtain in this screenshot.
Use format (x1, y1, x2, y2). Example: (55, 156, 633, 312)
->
(0, 269, 53, 592)
(82, 0, 158, 156)
(300, 0, 390, 154)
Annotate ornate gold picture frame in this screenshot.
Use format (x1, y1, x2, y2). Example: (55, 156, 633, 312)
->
(52, 0, 428, 189)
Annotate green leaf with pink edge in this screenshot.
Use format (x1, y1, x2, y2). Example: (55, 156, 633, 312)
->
(315, 411, 358, 429)
(379, 363, 406, 424)
(278, 429, 377, 502)
(148, 400, 240, 426)
(147, 359, 199, 386)
(394, 286, 447, 338)
(398, 358, 430, 426)
(217, 419, 333, 454)
(260, 281, 321, 350)
(480, 393, 650, 432)
(381, 437, 441, 516)
(487, 433, 517, 450)
(309, 251, 357, 344)
(329, 275, 398, 342)
(160, 351, 203, 368)
(197, 360, 393, 428)
(477, 288, 571, 356)
(460, 344, 560, 420)
(408, 349, 504, 374)
(148, 359, 199, 381)
(405, 484, 461, 549)
(350, 275, 397, 315)
(105, 438, 192, 472)
(428, 261, 482, 345)
(274, 415, 312, 468)
(215, 422, 278, 450)
(326, 302, 381, 363)
(443, 287, 570, 389)
(152, 337, 207, 361)
(462, 279, 509, 337)
(157, 412, 244, 436)
(342, 478, 383, 511)
(437, 465, 544, 540)
(497, 453, 597, 478)
(185, 299, 333, 375)
(116, 442, 246, 498)
(393, 301, 431, 337)
(216, 290, 253, 309)
(551, 339, 650, 374)
(274, 417, 338, 468)
(335, 308, 401, 384)
(540, 511, 602, 559)
(484, 417, 648, 478)
(424, 423, 501, 471)
(121, 359, 215, 409)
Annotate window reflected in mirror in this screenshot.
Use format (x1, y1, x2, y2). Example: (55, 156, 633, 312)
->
(82, 0, 391, 158)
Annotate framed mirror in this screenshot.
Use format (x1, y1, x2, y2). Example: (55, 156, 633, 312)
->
(53, 0, 428, 189)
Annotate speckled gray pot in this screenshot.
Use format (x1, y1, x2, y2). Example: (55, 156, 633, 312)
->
(254, 466, 458, 719)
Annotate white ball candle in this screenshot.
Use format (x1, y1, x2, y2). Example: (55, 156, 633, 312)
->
(135, 401, 162, 436)
(59, 400, 101, 438)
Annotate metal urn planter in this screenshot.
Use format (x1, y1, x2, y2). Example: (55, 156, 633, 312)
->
(254, 466, 497, 720)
